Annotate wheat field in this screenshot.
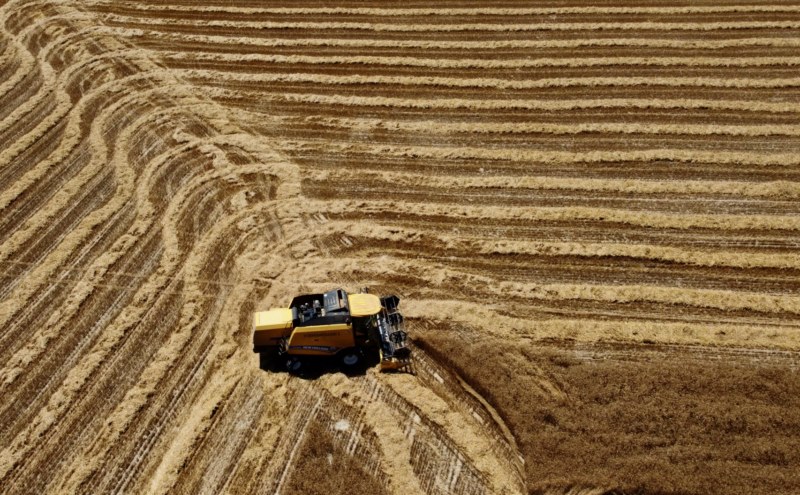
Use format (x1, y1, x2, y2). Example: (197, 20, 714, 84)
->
(1, 1, 800, 494)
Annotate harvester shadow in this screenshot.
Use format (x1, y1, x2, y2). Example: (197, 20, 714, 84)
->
(258, 350, 381, 380)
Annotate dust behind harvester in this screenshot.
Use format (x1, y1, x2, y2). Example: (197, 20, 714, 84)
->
(253, 288, 411, 373)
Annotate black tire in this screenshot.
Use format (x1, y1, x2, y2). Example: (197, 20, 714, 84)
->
(286, 356, 304, 374)
(339, 349, 362, 369)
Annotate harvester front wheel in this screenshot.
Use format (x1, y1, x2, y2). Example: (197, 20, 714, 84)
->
(339, 349, 362, 369)
(286, 356, 304, 374)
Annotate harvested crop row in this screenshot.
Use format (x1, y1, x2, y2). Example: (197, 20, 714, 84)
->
(225, 90, 800, 114)
(292, 140, 800, 168)
(161, 52, 800, 70)
(300, 176, 800, 218)
(340, 211, 800, 256)
(313, 169, 800, 199)
(81, 3, 800, 16)
(181, 69, 800, 91)
(308, 197, 800, 232)
(219, 111, 800, 149)
(1, 4, 522, 495)
(99, 15, 800, 33)
(294, 116, 800, 138)
(106, 29, 800, 51)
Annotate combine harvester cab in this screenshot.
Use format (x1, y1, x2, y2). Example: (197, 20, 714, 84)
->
(253, 288, 410, 373)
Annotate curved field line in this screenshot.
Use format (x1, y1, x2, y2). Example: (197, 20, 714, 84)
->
(0, 120, 139, 482)
(184, 70, 800, 90)
(0, 67, 178, 215)
(0, 19, 153, 139)
(269, 226, 523, 494)
(405, 344, 527, 482)
(0, 132, 222, 385)
(6, 0, 800, 493)
(42, 128, 301, 493)
(91, 216, 300, 495)
(136, 263, 286, 493)
(0, 49, 147, 170)
(0, 104, 195, 390)
(8, 10, 95, 48)
(0, 139, 281, 485)
(0, 18, 102, 133)
(355, 373, 514, 494)
(0, 71, 177, 228)
(101, 233, 257, 495)
(0, 37, 33, 99)
(177, 245, 288, 495)
(0, 88, 223, 352)
(0, 38, 12, 67)
(0, 83, 187, 330)
(163, 52, 800, 70)
(100, 15, 800, 32)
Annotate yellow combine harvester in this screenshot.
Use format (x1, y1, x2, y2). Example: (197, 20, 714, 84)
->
(253, 288, 410, 373)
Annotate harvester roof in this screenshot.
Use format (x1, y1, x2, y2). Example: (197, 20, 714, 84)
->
(253, 307, 294, 332)
(348, 293, 382, 317)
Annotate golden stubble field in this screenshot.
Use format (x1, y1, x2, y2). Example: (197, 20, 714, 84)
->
(1, 1, 800, 494)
